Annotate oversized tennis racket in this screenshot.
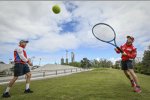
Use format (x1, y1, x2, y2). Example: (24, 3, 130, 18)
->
(92, 23, 123, 53)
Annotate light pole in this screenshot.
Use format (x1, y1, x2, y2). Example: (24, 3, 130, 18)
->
(9, 58, 12, 64)
(71, 52, 75, 63)
(39, 58, 41, 66)
(31, 56, 35, 65)
(66, 50, 68, 64)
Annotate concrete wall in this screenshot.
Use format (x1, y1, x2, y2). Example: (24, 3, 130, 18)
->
(33, 64, 77, 71)
(0, 64, 14, 72)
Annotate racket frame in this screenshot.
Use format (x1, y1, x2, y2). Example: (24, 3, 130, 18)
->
(92, 23, 123, 53)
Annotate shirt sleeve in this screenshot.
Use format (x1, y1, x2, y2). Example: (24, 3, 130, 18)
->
(115, 45, 122, 54)
(17, 47, 29, 63)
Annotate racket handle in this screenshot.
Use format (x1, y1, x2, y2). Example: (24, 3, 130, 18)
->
(116, 47, 123, 53)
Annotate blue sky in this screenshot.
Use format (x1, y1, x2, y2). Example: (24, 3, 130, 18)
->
(0, 1, 150, 65)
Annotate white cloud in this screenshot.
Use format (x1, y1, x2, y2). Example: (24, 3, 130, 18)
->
(29, 33, 80, 52)
(0, 1, 74, 52)
(0, 1, 150, 63)
(72, 1, 150, 58)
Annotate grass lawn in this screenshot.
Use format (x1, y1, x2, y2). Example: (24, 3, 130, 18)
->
(0, 68, 150, 100)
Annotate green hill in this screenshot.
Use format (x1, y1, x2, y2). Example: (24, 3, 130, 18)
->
(1, 68, 150, 100)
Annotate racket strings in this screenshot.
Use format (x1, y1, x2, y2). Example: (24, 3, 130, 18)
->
(92, 24, 115, 42)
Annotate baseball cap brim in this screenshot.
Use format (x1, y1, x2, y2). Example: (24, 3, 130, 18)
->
(126, 36, 134, 42)
(127, 36, 131, 38)
(20, 40, 29, 43)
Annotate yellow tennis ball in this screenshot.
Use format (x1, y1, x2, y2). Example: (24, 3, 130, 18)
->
(52, 5, 61, 14)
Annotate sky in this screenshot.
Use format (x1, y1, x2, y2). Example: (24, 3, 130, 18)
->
(0, 1, 150, 65)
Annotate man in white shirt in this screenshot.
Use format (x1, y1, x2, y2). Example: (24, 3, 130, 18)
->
(2, 40, 33, 98)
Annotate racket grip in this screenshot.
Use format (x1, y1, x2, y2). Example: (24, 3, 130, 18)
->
(116, 47, 123, 53)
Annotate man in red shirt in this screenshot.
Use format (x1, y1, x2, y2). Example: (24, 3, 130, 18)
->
(2, 40, 33, 98)
(115, 36, 141, 93)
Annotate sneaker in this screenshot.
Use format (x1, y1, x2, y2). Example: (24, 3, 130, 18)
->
(24, 89, 33, 93)
(2, 92, 11, 98)
(134, 86, 142, 93)
(130, 80, 136, 87)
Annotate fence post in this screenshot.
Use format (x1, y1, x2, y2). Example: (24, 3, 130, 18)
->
(64, 69, 66, 73)
(43, 71, 45, 77)
(56, 70, 57, 75)
(76, 68, 77, 72)
(71, 69, 72, 73)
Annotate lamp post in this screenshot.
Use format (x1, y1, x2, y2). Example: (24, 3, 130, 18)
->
(39, 58, 41, 66)
(31, 56, 35, 65)
(66, 50, 68, 64)
(9, 58, 12, 64)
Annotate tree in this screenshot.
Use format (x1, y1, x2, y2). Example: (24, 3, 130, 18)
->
(90, 59, 113, 68)
(113, 60, 121, 69)
(91, 59, 99, 68)
(69, 62, 81, 67)
(98, 59, 113, 68)
(80, 58, 92, 68)
(141, 45, 150, 75)
(134, 62, 142, 73)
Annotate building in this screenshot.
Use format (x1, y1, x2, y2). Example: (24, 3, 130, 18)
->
(61, 57, 64, 65)
(65, 58, 68, 64)
(65, 50, 68, 64)
(71, 52, 75, 63)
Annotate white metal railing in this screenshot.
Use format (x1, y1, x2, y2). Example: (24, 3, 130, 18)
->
(0, 68, 91, 84)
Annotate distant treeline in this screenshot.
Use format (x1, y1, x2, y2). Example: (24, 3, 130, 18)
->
(133, 45, 150, 75)
(66, 45, 150, 76)
(68, 58, 113, 68)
